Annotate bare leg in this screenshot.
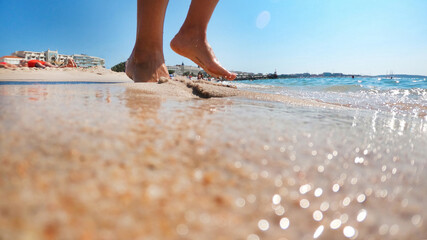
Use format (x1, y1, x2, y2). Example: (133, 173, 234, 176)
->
(35, 63, 46, 69)
(44, 62, 57, 68)
(170, 0, 236, 80)
(126, 0, 170, 82)
(0, 63, 17, 69)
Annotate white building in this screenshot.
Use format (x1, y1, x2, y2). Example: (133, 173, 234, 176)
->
(0, 56, 24, 65)
(167, 63, 204, 76)
(11, 50, 105, 68)
(233, 71, 255, 79)
(71, 54, 105, 68)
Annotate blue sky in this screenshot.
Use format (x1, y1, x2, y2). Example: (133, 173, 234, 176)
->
(1, 0, 426, 75)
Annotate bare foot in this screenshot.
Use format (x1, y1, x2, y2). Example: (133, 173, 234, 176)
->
(170, 30, 236, 81)
(126, 49, 170, 83)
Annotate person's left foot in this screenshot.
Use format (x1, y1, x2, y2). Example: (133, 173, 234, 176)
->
(170, 30, 236, 80)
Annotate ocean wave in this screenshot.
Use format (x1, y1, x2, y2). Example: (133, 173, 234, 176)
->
(232, 78, 427, 117)
(282, 88, 426, 117)
(224, 82, 278, 90)
(323, 84, 366, 92)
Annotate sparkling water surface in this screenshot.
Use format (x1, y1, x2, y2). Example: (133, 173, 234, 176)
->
(0, 83, 426, 239)
(231, 77, 427, 117)
(236, 77, 427, 89)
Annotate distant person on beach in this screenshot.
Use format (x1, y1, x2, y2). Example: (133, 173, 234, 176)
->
(20, 60, 56, 68)
(197, 72, 204, 80)
(68, 58, 78, 68)
(126, 0, 237, 82)
(0, 62, 18, 69)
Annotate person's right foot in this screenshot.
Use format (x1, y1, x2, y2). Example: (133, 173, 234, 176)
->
(170, 30, 236, 80)
(126, 49, 170, 83)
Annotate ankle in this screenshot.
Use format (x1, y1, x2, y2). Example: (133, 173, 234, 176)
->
(131, 48, 164, 63)
(177, 25, 207, 40)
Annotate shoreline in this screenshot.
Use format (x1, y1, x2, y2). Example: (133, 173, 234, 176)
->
(0, 68, 343, 109)
(1, 68, 425, 118)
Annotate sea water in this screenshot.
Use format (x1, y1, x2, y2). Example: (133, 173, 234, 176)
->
(231, 77, 427, 117)
(1, 79, 426, 239)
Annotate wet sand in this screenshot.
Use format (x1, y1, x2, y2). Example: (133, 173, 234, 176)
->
(0, 68, 345, 107)
(0, 69, 426, 239)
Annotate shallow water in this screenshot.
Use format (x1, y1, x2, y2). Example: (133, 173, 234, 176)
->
(231, 77, 427, 117)
(0, 84, 426, 239)
(236, 76, 427, 89)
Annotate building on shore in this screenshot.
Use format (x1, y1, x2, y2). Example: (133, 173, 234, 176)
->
(233, 71, 255, 80)
(11, 50, 105, 68)
(167, 64, 277, 80)
(167, 63, 204, 76)
(13, 50, 72, 65)
(0, 56, 24, 65)
(71, 54, 105, 68)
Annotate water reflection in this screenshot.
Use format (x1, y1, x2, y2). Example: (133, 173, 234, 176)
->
(0, 84, 425, 239)
(353, 109, 426, 135)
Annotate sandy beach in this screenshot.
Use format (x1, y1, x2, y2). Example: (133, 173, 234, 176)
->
(0, 68, 426, 240)
(0, 68, 340, 106)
